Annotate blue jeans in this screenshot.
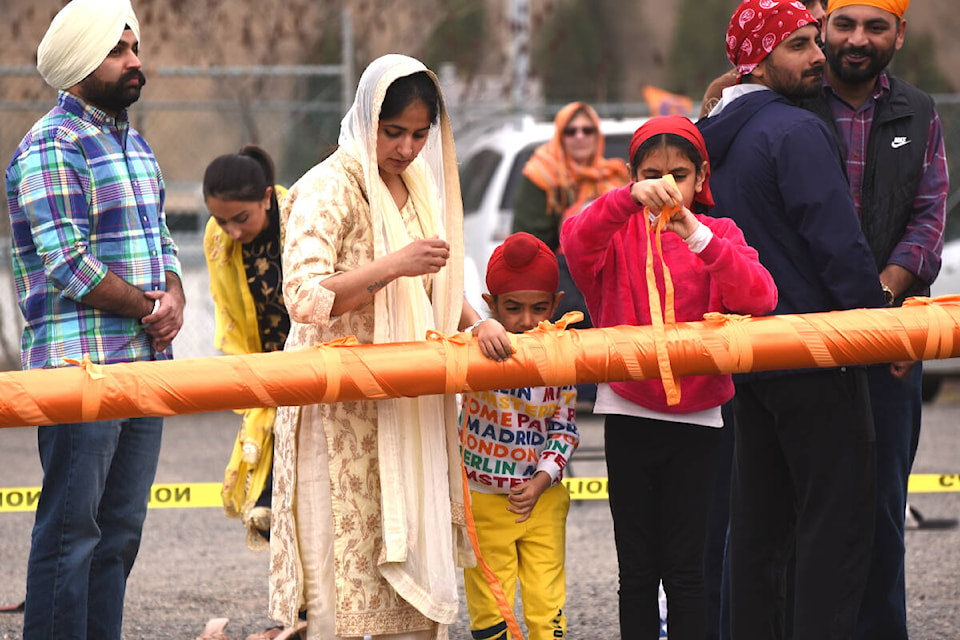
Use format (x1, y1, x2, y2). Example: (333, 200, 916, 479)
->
(23, 417, 163, 640)
(855, 364, 922, 640)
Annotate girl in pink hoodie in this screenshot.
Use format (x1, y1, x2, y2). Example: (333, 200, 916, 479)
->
(561, 115, 777, 640)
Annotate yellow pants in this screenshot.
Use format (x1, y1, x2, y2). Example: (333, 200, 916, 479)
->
(464, 483, 570, 640)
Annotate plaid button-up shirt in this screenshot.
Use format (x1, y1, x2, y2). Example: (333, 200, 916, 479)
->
(823, 71, 948, 288)
(6, 91, 181, 369)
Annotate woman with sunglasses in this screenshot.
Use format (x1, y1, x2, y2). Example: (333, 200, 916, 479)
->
(513, 103, 629, 255)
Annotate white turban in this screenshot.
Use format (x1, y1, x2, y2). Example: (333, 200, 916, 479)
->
(37, 0, 141, 90)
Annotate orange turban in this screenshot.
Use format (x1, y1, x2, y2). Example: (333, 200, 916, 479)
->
(826, 0, 910, 18)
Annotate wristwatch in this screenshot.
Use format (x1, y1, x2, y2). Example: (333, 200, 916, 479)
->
(881, 283, 895, 305)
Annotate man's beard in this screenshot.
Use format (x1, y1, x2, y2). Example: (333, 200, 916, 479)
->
(78, 69, 146, 113)
(767, 63, 825, 101)
(825, 42, 895, 85)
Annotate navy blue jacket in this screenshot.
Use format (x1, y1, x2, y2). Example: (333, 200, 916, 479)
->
(697, 89, 887, 319)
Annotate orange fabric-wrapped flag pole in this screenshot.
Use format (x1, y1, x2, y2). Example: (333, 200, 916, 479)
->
(0, 296, 958, 428)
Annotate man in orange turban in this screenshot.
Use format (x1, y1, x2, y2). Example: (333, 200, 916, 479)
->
(805, 1, 948, 639)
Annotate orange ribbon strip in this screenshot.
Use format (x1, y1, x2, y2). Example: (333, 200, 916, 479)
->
(459, 409, 526, 640)
(643, 173, 682, 405)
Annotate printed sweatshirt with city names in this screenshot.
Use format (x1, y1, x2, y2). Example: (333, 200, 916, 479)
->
(461, 385, 579, 494)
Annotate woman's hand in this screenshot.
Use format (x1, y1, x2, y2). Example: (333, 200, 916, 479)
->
(390, 237, 450, 277)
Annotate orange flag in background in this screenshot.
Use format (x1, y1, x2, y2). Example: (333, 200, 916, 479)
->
(643, 85, 694, 116)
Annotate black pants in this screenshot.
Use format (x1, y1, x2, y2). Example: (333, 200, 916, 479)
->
(703, 402, 735, 640)
(605, 414, 722, 640)
(554, 254, 596, 402)
(729, 369, 876, 640)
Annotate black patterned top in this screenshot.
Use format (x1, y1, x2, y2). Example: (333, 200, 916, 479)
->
(242, 205, 290, 353)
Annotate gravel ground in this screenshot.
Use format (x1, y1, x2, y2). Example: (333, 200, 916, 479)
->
(0, 379, 957, 639)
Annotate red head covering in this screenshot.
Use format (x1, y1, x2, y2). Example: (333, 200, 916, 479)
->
(726, 0, 817, 80)
(486, 232, 559, 295)
(627, 115, 715, 208)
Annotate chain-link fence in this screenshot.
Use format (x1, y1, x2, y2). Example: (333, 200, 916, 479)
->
(1, 63, 958, 370)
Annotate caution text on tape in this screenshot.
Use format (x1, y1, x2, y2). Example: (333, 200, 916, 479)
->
(0, 482, 224, 513)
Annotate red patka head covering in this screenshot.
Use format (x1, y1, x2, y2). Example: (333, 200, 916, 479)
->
(628, 115, 715, 208)
(726, 0, 817, 80)
(486, 232, 559, 295)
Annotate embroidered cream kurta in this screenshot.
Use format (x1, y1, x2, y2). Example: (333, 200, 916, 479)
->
(269, 54, 472, 639)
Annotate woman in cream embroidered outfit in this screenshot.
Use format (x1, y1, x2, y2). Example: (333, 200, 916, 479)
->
(269, 54, 509, 640)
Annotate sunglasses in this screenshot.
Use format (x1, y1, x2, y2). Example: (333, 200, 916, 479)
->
(563, 126, 597, 137)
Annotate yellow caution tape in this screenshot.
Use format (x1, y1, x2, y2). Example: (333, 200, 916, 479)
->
(907, 474, 960, 493)
(562, 477, 610, 500)
(0, 475, 957, 512)
(0, 482, 225, 513)
(562, 474, 960, 501)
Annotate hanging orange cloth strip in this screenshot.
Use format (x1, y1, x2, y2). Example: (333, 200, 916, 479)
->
(642, 173, 682, 405)
(459, 409, 526, 640)
(0, 297, 959, 428)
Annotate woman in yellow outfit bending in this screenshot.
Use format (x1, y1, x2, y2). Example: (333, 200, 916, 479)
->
(202, 144, 289, 550)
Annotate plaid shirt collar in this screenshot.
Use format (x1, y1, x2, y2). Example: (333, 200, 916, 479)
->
(57, 90, 130, 131)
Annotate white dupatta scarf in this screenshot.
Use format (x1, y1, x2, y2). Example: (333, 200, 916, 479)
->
(337, 54, 469, 626)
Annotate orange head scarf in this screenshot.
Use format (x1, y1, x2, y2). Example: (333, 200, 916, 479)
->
(827, 0, 909, 18)
(521, 102, 630, 217)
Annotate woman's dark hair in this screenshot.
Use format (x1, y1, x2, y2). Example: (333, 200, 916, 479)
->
(203, 144, 278, 213)
(629, 133, 703, 175)
(379, 71, 440, 125)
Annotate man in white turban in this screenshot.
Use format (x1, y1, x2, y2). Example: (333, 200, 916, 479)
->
(6, 1, 185, 638)
(37, 0, 141, 91)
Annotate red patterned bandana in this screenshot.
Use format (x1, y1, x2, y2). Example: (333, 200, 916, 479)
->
(726, 0, 817, 79)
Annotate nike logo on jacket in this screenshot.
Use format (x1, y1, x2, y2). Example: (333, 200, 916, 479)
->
(891, 136, 911, 148)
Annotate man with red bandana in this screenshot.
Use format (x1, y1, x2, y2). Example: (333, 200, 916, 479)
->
(697, 1, 888, 638)
(803, 2, 948, 638)
(698, 0, 827, 119)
